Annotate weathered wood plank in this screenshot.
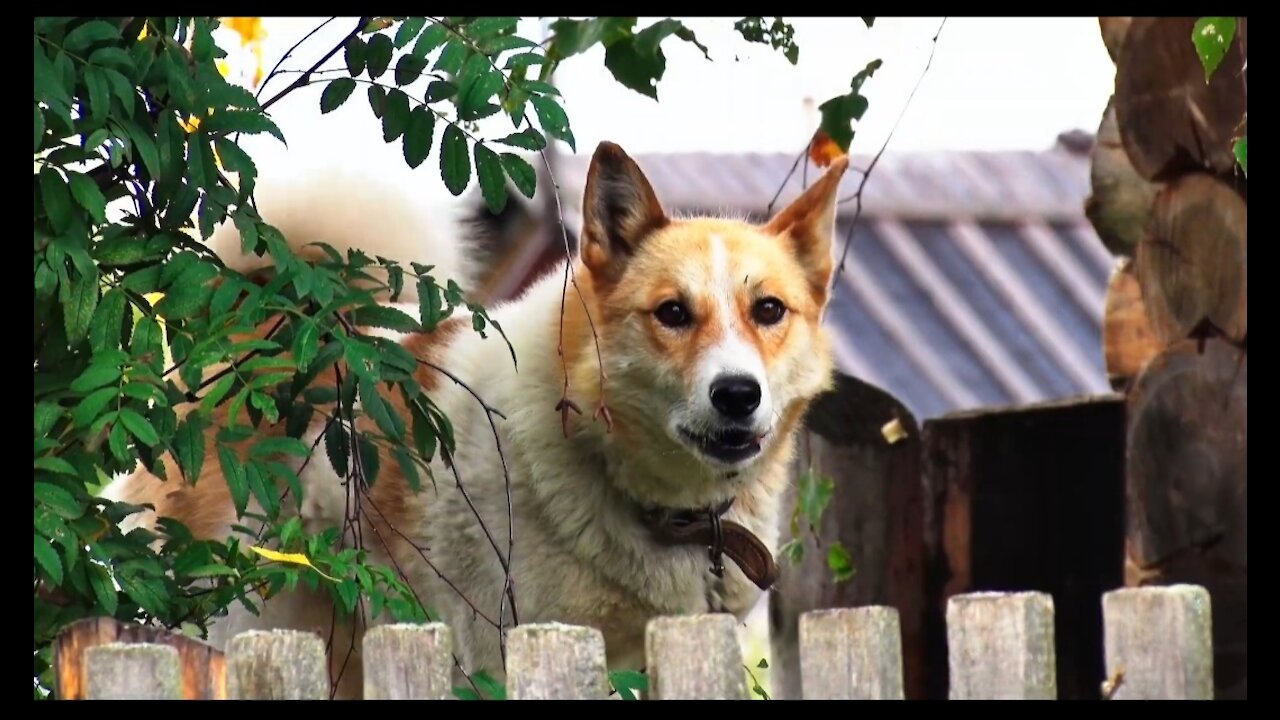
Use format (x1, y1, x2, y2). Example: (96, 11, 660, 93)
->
(227, 630, 328, 700)
(800, 607, 904, 699)
(54, 616, 226, 700)
(84, 643, 182, 700)
(769, 372, 925, 699)
(946, 591, 1057, 700)
(922, 395, 1126, 699)
(507, 623, 609, 699)
(362, 624, 453, 700)
(1103, 585, 1214, 699)
(646, 615, 746, 700)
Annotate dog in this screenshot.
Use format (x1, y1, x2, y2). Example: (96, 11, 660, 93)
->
(103, 141, 848, 698)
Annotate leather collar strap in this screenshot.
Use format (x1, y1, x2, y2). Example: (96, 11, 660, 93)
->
(640, 497, 781, 591)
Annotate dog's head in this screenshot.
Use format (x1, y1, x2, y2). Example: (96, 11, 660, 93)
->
(580, 142, 845, 485)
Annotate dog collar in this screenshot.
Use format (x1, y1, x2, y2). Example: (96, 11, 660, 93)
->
(638, 497, 780, 592)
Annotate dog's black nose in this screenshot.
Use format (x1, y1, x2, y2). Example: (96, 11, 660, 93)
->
(710, 375, 761, 418)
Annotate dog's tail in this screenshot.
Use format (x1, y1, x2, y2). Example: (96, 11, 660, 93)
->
(207, 166, 480, 300)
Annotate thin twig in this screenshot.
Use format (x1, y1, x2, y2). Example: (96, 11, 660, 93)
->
(537, 150, 614, 435)
(833, 18, 947, 276)
(256, 17, 338, 101)
(260, 17, 368, 112)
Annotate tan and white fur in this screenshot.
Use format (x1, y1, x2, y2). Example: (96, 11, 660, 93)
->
(103, 142, 848, 698)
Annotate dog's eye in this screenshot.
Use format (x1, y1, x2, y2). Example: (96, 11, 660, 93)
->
(752, 297, 787, 326)
(654, 300, 692, 328)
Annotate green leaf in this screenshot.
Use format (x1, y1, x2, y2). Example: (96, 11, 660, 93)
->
(71, 360, 122, 395)
(395, 54, 427, 86)
(425, 80, 457, 103)
(382, 89, 411, 143)
(118, 408, 160, 446)
(608, 669, 648, 701)
(395, 17, 427, 48)
(353, 305, 422, 333)
(90, 563, 119, 615)
(827, 541, 855, 582)
(413, 23, 450, 59)
(35, 482, 84, 520)
(34, 103, 44, 151)
(34, 456, 78, 476)
(357, 433, 381, 486)
(531, 96, 575, 151)
(90, 46, 137, 75)
(603, 20, 705, 100)
(72, 387, 117, 428)
(403, 106, 436, 169)
(393, 446, 422, 492)
(35, 401, 62, 437)
(35, 536, 63, 584)
(547, 17, 636, 60)
(496, 128, 547, 151)
(186, 564, 240, 579)
(472, 670, 507, 700)
(861, 17, 876, 28)
(474, 143, 508, 214)
(61, 266, 100, 345)
(173, 414, 207, 482)
(410, 402, 438, 466)
(757, 658, 769, 669)
(781, 538, 804, 564)
(360, 378, 404, 440)
(434, 40, 466, 75)
(500, 153, 537, 199)
(1233, 135, 1247, 176)
(368, 84, 387, 119)
(83, 64, 110, 123)
(39, 166, 72, 233)
(122, 121, 162, 179)
(345, 36, 367, 76)
(320, 78, 357, 114)
(818, 59, 882, 151)
(64, 20, 120, 52)
(366, 33, 394, 79)
(89, 288, 127, 354)
(203, 110, 286, 144)
(68, 172, 108, 224)
(219, 445, 251, 516)
(440, 124, 471, 196)
(251, 437, 312, 460)
(324, 420, 350, 477)
(292, 321, 320, 372)
(1192, 17, 1237, 82)
(796, 468, 835, 531)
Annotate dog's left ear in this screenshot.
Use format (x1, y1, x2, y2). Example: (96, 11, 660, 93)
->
(764, 157, 849, 297)
(581, 141, 669, 283)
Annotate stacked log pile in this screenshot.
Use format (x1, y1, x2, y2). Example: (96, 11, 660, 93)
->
(1085, 17, 1247, 700)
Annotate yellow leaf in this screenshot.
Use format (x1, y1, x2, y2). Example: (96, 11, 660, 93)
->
(249, 546, 339, 581)
(223, 17, 267, 47)
(881, 417, 908, 445)
(215, 59, 232, 78)
(137, 22, 149, 41)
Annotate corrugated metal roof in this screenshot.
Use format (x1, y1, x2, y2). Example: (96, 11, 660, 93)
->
(500, 144, 1116, 420)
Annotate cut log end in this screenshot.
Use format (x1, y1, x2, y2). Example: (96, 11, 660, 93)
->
(1136, 172, 1246, 346)
(1115, 17, 1248, 181)
(1085, 97, 1161, 257)
(1098, 17, 1132, 63)
(1103, 258, 1162, 391)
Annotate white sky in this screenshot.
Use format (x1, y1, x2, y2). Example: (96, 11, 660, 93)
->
(230, 17, 1116, 196)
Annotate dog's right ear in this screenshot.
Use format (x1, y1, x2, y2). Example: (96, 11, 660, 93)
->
(581, 141, 668, 283)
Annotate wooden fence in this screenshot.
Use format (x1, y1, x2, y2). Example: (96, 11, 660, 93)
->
(58, 584, 1213, 700)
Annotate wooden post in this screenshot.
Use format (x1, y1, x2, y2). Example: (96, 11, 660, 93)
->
(507, 623, 609, 699)
(1103, 585, 1214, 699)
(54, 616, 226, 700)
(800, 607, 904, 699)
(946, 591, 1057, 700)
(362, 624, 453, 700)
(84, 643, 182, 699)
(770, 373, 924, 699)
(646, 615, 746, 700)
(227, 630, 328, 700)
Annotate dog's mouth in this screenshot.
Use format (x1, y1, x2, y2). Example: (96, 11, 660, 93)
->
(678, 426, 767, 466)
